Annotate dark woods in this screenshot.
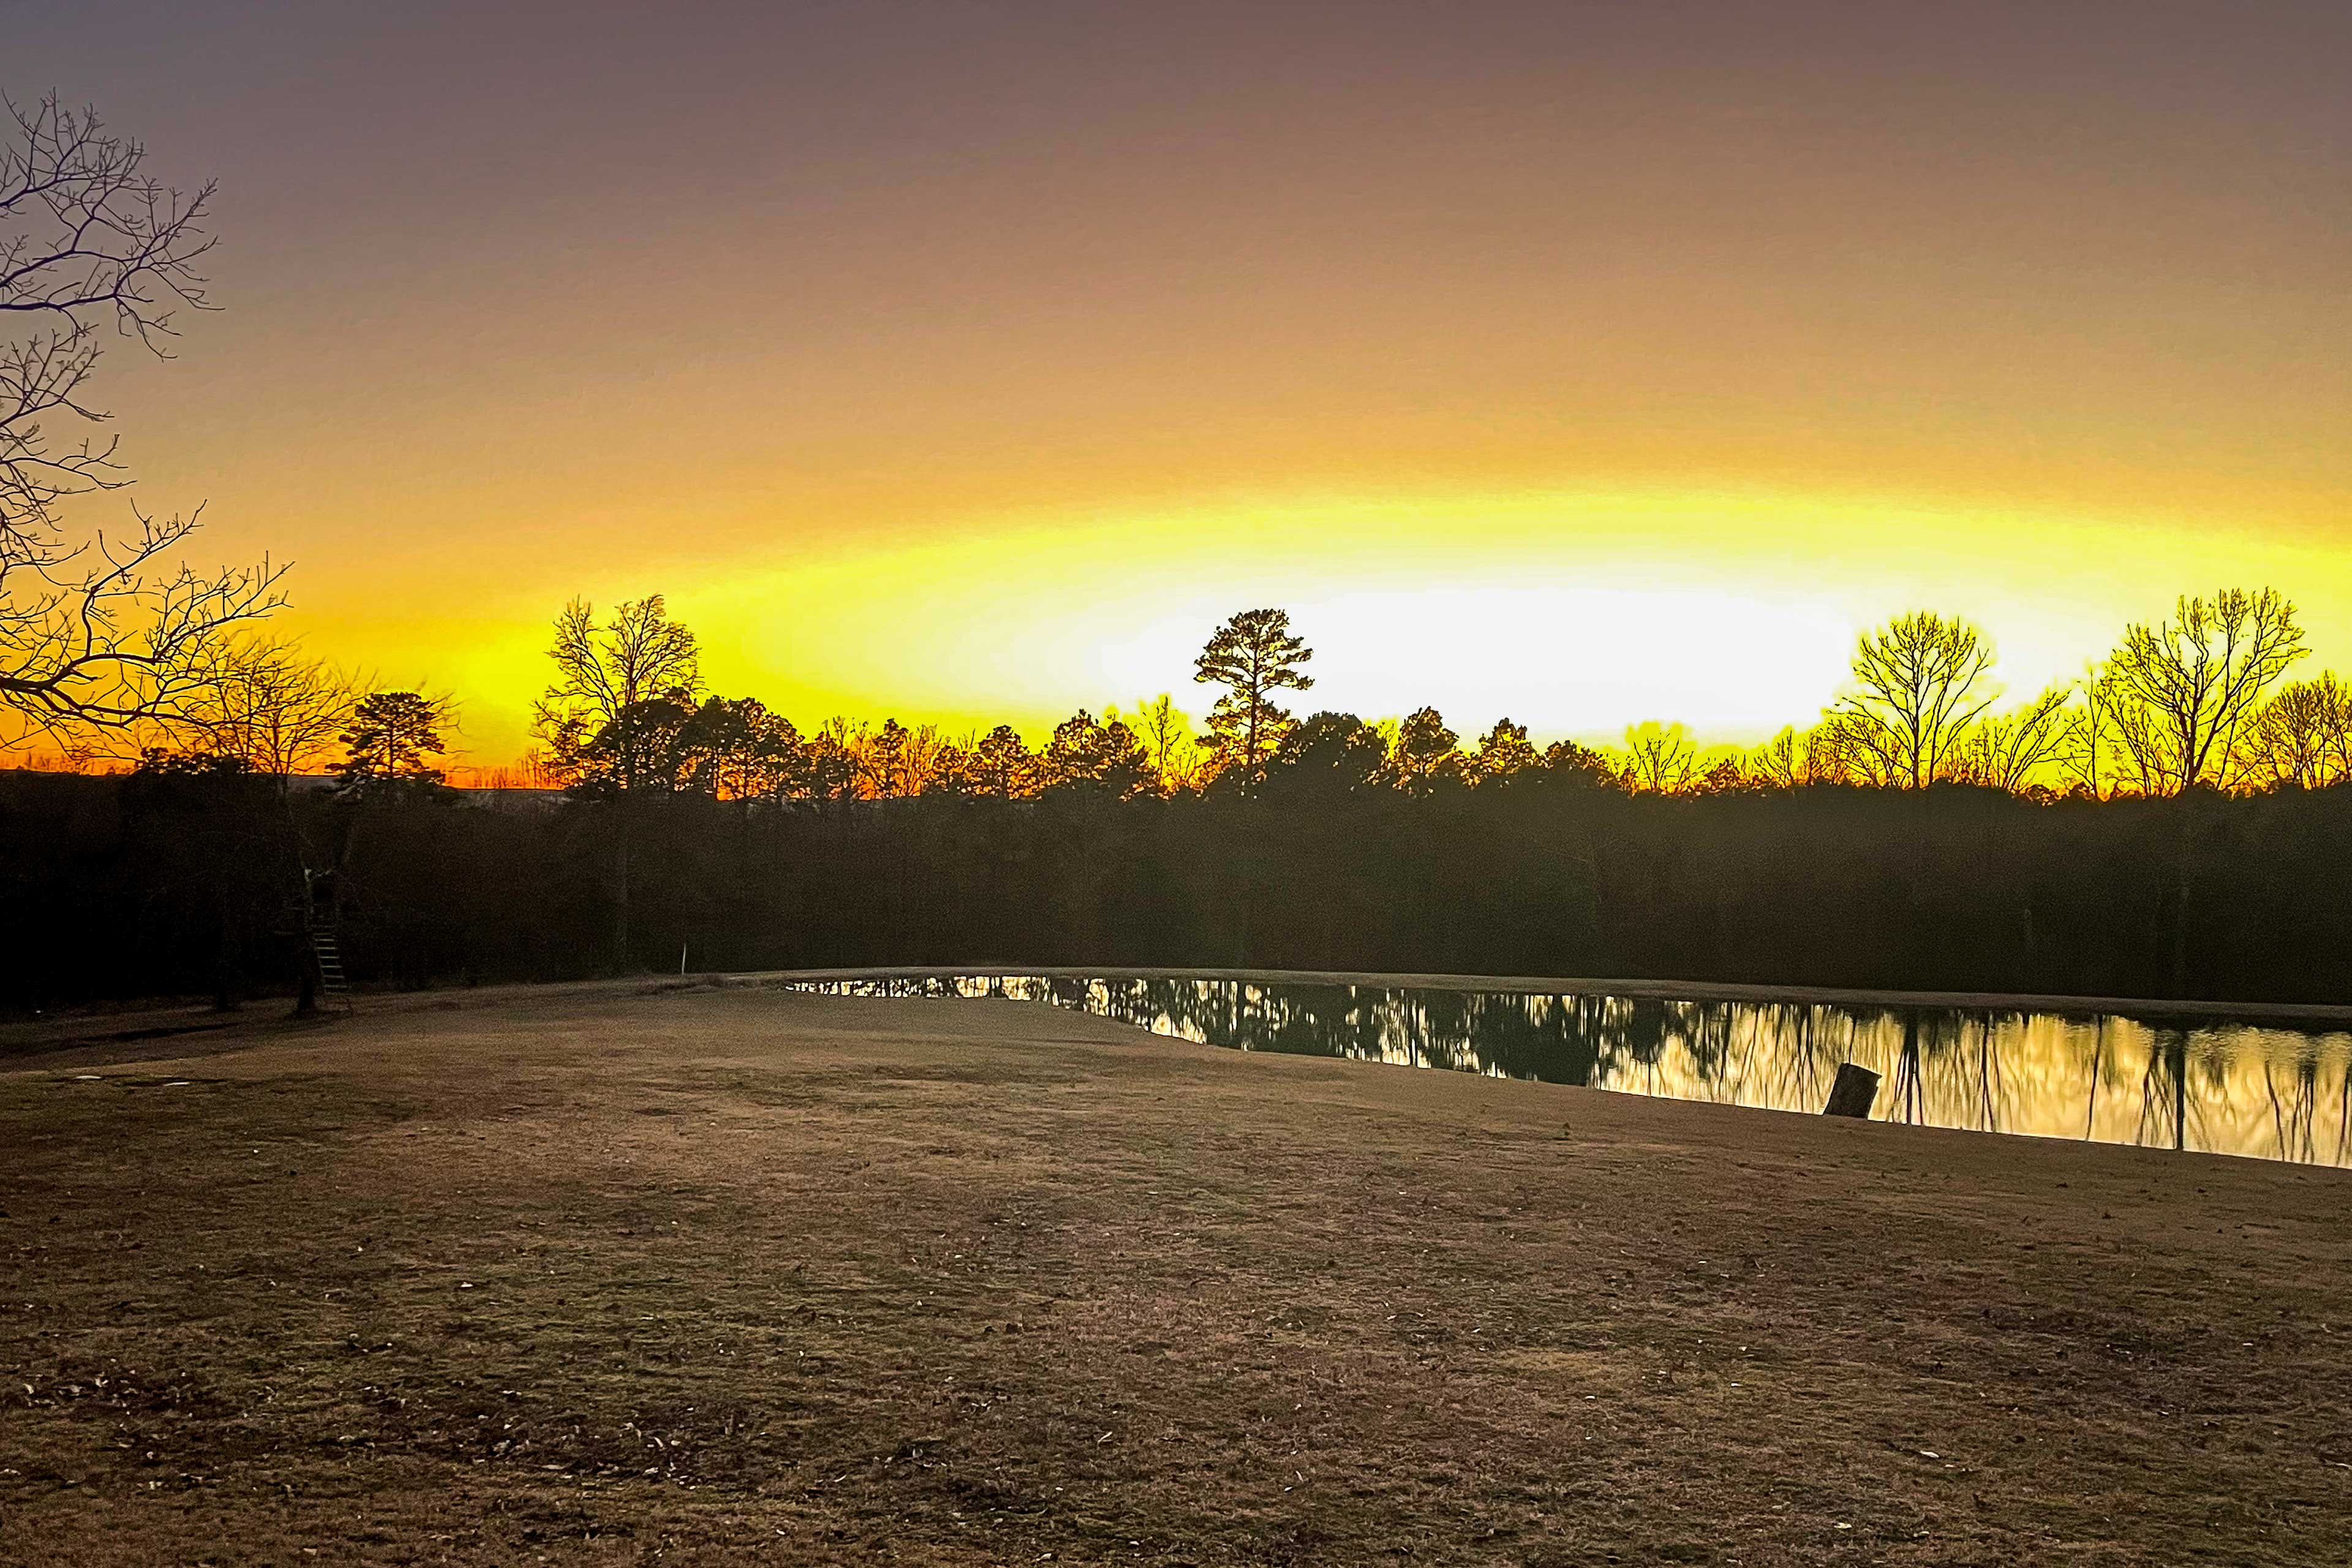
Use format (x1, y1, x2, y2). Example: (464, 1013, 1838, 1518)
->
(7, 95, 2348, 1016)
(9, 693, 2352, 1012)
(14, 590, 2352, 1012)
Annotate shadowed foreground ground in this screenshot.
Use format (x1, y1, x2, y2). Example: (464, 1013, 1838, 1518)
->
(3, 981, 2348, 1565)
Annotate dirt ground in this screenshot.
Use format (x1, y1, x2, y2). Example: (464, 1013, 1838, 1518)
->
(2, 980, 2348, 1566)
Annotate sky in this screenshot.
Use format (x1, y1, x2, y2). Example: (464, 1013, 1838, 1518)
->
(12, 1, 2351, 762)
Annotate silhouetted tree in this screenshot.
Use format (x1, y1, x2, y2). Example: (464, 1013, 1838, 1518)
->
(1, 92, 284, 747)
(887, 723, 963, 796)
(337, 690, 451, 788)
(1194, 608, 1313, 780)
(1470, 718, 1540, 785)
(1269, 710, 1389, 793)
(561, 692, 698, 797)
(529, 595, 703, 967)
(2235, 673, 2352, 791)
(922, 736, 980, 796)
(1952, 684, 2072, 793)
(859, 718, 915, 797)
(2060, 668, 2133, 798)
(1621, 722, 1698, 793)
(2106, 588, 2304, 794)
(1124, 695, 1196, 794)
(1539, 738, 1618, 791)
(1388, 706, 1463, 794)
(1830, 611, 1996, 787)
(970, 723, 1038, 799)
(1690, 756, 1752, 795)
(1041, 709, 1149, 796)
(1747, 728, 1808, 790)
(533, 595, 702, 791)
(181, 635, 356, 786)
(802, 720, 864, 802)
(671, 696, 801, 800)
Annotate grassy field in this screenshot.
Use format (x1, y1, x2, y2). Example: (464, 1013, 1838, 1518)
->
(3, 980, 2348, 1565)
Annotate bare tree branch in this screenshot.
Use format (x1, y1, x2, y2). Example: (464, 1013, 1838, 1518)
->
(1, 90, 273, 749)
(1952, 683, 2073, 793)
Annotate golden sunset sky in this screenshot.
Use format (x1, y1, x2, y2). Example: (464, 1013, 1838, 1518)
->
(17, 2, 2351, 761)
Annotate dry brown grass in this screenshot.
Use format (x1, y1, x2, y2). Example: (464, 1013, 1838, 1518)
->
(3, 981, 2348, 1565)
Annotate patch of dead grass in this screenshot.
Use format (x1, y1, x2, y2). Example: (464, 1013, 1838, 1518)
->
(2, 986, 2348, 1564)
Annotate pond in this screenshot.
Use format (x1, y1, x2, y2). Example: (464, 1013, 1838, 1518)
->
(790, 973, 2352, 1166)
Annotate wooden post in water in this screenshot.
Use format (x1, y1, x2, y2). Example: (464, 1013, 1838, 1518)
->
(1823, 1063, 1880, 1119)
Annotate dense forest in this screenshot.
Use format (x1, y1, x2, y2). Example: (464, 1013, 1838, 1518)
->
(7, 590, 2352, 1010)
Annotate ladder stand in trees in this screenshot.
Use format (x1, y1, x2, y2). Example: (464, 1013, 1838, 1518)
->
(307, 917, 354, 1012)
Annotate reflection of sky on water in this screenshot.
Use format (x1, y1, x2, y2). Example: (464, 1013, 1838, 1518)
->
(796, 976, 2352, 1167)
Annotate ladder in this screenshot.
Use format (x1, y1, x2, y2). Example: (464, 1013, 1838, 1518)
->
(307, 919, 355, 1011)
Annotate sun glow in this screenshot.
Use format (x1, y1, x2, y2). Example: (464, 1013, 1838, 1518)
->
(480, 481, 2352, 763)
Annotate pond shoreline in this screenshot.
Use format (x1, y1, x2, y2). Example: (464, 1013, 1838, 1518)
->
(755, 964, 2352, 1027)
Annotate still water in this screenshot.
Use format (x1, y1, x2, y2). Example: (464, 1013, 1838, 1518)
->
(794, 973, 2352, 1166)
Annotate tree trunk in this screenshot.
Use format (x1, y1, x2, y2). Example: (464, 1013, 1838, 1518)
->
(2168, 798, 2195, 998)
(614, 807, 633, 971)
(210, 893, 239, 1012)
(294, 949, 318, 1016)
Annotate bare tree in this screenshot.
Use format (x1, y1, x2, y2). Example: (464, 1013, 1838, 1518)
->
(1619, 721, 1697, 793)
(2058, 667, 2131, 798)
(530, 594, 701, 969)
(1746, 728, 1804, 790)
(2233, 672, 2352, 791)
(1951, 684, 2072, 793)
(1, 92, 282, 747)
(179, 635, 358, 784)
(1748, 725, 1862, 790)
(1831, 611, 1997, 788)
(532, 595, 701, 791)
(2101, 677, 2176, 797)
(1801, 710, 1880, 786)
(2106, 588, 2304, 794)
(919, 732, 979, 797)
(1689, 754, 1752, 794)
(1121, 694, 1196, 794)
(893, 722, 962, 797)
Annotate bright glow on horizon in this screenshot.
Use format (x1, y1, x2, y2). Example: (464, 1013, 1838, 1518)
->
(347, 481, 2352, 763)
(12, 6, 2346, 767)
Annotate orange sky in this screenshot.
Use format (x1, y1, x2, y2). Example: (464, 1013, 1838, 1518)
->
(15, 3, 2351, 761)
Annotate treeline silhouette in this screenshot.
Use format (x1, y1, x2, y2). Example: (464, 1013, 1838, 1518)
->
(7, 589, 2352, 1012)
(12, 92, 2348, 1016)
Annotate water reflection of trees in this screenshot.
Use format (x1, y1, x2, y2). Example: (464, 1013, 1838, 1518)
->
(796, 974, 2351, 1165)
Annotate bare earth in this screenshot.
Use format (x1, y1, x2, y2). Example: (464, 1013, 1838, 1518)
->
(2, 981, 2348, 1566)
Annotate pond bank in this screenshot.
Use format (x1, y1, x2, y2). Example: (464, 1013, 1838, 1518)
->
(759, 963, 2352, 1026)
